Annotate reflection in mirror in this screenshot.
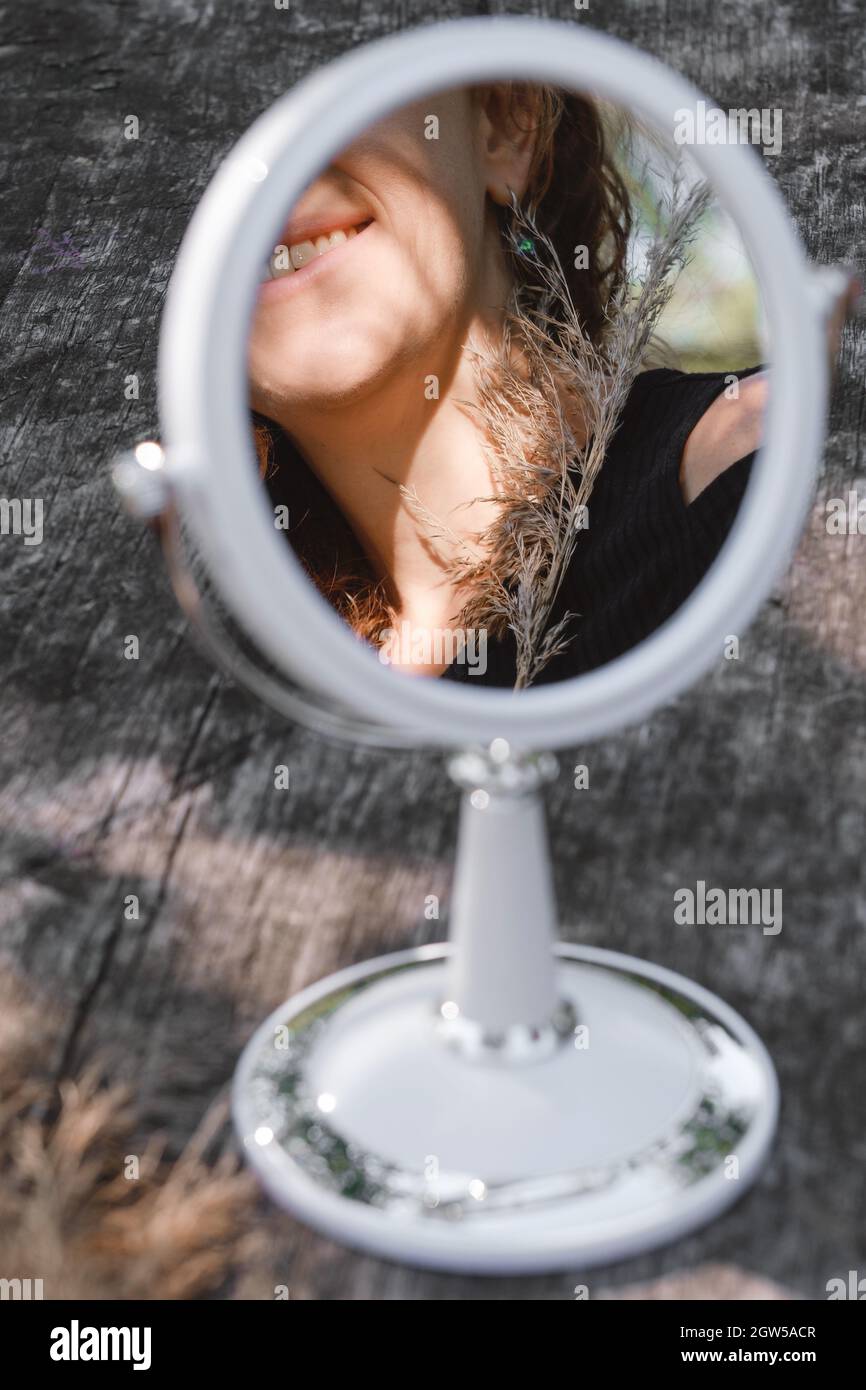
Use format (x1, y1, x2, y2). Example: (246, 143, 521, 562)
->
(247, 83, 769, 689)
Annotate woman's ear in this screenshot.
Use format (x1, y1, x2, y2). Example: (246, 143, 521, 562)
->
(477, 84, 541, 208)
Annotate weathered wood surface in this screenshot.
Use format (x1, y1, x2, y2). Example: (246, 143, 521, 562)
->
(1, 0, 864, 1299)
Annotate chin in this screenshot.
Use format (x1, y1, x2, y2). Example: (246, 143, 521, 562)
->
(253, 328, 421, 416)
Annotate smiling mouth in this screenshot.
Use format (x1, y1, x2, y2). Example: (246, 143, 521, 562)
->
(263, 219, 372, 280)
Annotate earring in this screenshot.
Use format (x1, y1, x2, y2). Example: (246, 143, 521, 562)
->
(505, 186, 536, 258)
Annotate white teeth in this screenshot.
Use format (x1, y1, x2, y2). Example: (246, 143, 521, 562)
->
(290, 239, 317, 270)
(265, 222, 366, 280)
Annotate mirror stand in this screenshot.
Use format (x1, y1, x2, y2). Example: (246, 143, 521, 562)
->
(233, 733, 780, 1272)
(444, 744, 572, 1058)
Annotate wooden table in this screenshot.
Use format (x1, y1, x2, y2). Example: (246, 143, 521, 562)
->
(1, 0, 864, 1299)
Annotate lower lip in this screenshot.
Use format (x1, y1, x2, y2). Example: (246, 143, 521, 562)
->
(256, 222, 373, 304)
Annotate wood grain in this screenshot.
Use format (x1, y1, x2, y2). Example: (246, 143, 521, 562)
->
(1, 0, 864, 1299)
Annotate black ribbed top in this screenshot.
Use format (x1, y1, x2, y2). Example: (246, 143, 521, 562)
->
(442, 366, 762, 687)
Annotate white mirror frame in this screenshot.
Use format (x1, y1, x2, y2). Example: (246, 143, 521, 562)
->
(158, 15, 827, 750)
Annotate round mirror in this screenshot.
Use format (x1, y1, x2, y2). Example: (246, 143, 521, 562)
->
(118, 18, 838, 1273)
(156, 17, 826, 751)
(248, 86, 770, 694)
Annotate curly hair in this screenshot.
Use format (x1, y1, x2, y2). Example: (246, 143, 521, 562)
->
(254, 85, 632, 640)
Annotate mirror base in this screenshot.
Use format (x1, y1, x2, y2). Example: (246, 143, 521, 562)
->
(233, 942, 777, 1275)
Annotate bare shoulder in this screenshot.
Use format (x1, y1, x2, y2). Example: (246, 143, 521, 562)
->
(679, 371, 768, 504)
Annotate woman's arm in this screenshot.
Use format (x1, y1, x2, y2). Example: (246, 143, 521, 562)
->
(678, 274, 861, 505)
(679, 370, 767, 504)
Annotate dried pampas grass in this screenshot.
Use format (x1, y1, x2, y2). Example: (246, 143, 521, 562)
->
(0, 976, 272, 1300)
(402, 170, 712, 688)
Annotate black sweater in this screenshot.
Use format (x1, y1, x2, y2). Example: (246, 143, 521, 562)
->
(441, 366, 762, 687)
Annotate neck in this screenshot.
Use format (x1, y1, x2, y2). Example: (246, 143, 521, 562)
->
(274, 311, 506, 671)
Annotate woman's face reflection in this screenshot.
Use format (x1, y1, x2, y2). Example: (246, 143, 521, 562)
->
(247, 85, 773, 690)
(249, 89, 525, 421)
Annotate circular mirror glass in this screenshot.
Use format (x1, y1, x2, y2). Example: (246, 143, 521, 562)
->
(248, 83, 769, 692)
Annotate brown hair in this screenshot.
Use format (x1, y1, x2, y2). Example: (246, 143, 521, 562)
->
(254, 85, 632, 639)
